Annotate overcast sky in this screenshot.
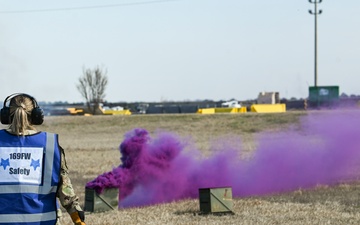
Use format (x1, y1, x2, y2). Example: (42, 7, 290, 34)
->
(0, 0, 359, 103)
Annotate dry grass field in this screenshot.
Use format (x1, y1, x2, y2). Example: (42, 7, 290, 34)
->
(3, 110, 360, 224)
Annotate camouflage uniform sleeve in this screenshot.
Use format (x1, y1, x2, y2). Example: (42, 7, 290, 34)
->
(57, 146, 83, 214)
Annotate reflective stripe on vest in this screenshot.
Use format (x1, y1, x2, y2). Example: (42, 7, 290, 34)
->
(0, 131, 60, 224)
(0, 212, 56, 223)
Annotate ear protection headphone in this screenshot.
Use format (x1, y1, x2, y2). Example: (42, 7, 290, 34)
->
(0, 93, 44, 125)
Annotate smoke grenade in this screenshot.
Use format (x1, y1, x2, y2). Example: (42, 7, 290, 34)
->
(86, 110, 360, 208)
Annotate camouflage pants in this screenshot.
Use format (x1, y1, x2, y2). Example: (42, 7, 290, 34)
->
(56, 208, 63, 225)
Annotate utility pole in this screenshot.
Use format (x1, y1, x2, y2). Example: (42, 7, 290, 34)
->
(308, 0, 322, 87)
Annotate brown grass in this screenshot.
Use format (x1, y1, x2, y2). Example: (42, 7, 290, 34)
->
(4, 111, 360, 224)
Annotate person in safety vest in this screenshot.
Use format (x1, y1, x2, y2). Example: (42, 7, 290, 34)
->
(0, 93, 86, 225)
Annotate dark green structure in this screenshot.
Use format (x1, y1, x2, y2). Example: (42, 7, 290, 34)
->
(308, 86, 339, 107)
(199, 187, 233, 214)
(84, 188, 119, 212)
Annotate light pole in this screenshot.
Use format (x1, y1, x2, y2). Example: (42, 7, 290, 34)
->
(308, 0, 322, 87)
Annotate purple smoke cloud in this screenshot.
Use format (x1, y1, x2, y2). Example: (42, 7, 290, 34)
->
(86, 110, 360, 208)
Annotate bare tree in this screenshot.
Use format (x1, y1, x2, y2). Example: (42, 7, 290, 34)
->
(77, 66, 108, 115)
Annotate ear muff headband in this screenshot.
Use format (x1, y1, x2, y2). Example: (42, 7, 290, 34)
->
(1, 93, 44, 125)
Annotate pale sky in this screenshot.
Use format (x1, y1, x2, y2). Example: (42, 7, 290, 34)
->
(0, 0, 359, 103)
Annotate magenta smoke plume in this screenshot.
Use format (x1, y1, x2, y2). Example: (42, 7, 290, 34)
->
(86, 110, 360, 208)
